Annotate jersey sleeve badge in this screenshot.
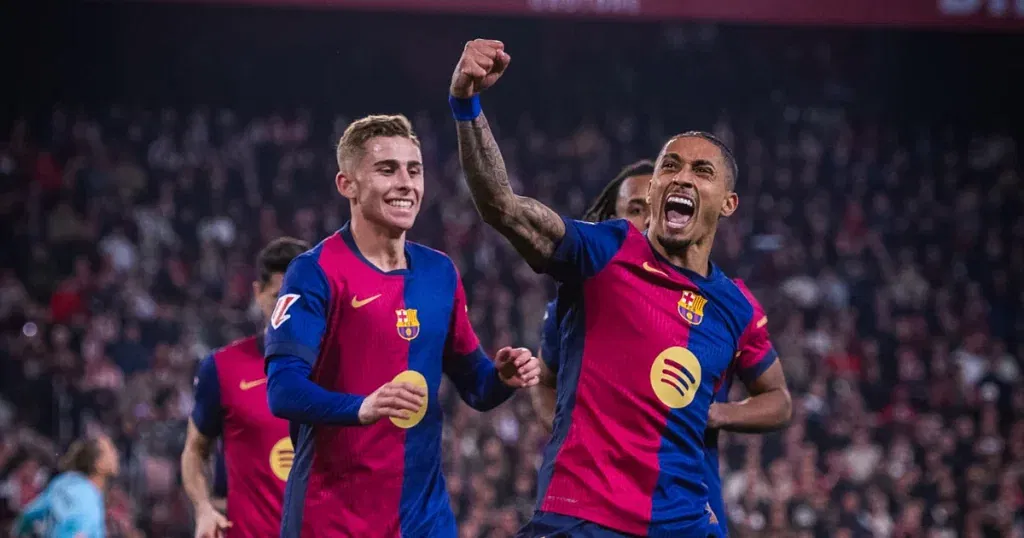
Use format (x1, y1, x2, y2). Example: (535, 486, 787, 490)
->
(270, 294, 301, 329)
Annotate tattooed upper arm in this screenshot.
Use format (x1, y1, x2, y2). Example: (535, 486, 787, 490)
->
(456, 114, 565, 270)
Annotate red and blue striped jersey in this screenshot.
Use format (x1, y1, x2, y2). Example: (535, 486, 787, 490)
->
(191, 335, 290, 538)
(536, 217, 778, 537)
(540, 297, 737, 535)
(264, 223, 512, 538)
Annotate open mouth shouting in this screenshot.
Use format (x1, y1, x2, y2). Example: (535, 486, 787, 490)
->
(663, 193, 696, 231)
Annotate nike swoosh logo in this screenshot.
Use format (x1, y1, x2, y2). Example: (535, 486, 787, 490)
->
(642, 262, 668, 277)
(239, 378, 267, 391)
(351, 294, 382, 309)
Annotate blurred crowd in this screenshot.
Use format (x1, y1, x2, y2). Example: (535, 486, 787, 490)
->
(2, 12, 1023, 538)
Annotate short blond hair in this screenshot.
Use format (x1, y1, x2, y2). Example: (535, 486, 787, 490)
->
(336, 114, 420, 172)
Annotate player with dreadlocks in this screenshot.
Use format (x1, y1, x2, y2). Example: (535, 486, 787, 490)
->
(526, 157, 764, 535)
(530, 159, 654, 427)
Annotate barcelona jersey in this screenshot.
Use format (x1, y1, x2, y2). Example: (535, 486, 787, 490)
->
(264, 223, 514, 538)
(533, 217, 778, 537)
(541, 297, 736, 535)
(704, 378, 734, 536)
(192, 335, 291, 538)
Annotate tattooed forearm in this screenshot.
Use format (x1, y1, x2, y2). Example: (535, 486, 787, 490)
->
(455, 114, 514, 219)
(456, 114, 565, 270)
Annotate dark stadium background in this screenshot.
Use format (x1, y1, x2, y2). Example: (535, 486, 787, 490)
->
(1, 1, 1022, 537)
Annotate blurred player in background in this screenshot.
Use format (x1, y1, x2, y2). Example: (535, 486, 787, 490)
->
(12, 435, 119, 538)
(531, 159, 653, 427)
(263, 114, 541, 537)
(181, 237, 309, 538)
(450, 39, 792, 537)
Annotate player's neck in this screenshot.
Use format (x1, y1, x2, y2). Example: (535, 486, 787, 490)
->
(350, 216, 407, 272)
(88, 473, 108, 491)
(651, 233, 714, 277)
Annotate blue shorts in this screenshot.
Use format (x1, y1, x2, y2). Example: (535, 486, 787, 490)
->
(517, 511, 723, 538)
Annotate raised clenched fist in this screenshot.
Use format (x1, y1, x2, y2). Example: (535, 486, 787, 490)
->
(450, 39, 511, 99)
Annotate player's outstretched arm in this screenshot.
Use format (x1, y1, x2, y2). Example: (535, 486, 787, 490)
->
(181, 421, 232, 538)
(182, 355, 232, 538)
(450, 39, 566, 271)
(708, 359, 792, 433)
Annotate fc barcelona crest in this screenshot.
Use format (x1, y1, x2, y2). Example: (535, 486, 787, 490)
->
(396, 309, 421, 340)
(678, 290, 707, 326)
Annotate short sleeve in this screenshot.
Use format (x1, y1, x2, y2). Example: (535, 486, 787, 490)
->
(446, 270, 480, 357)
(733, 281, 779, 385)
(539, 300, 561, 374)
(546, 217, 629, 282)
(264, 253, 331, 366)
(191, 354, 223, 438)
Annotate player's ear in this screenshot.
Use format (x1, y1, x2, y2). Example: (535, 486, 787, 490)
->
(720, 191, 738, 218)
(336, 171, 357, 200)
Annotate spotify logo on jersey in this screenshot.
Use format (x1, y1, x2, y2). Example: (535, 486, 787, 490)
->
(269, 437, 294, 481)
(389, 370, 428, 429)
(650, 347, 702, 409)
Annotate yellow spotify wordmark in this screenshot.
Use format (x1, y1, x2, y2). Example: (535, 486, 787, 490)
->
(389, 370, 428, 429)
(650, 347, 702, 409)
(269, 437, 294, 481)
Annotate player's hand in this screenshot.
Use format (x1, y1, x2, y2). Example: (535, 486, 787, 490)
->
(450, 39, 511, 99)
(707, 402, 734, 430)
(707, 403, 723, 430)
(358, 382, 427, 425)
(495, 346, 541, 388)
(195, 503, 232, 538)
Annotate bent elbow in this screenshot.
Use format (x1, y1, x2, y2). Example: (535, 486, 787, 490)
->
(266, 377, 295, 420)
(267, 393, 289, 419)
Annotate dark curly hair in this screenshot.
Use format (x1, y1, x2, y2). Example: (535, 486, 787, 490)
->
(581, 159, 655, 223)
